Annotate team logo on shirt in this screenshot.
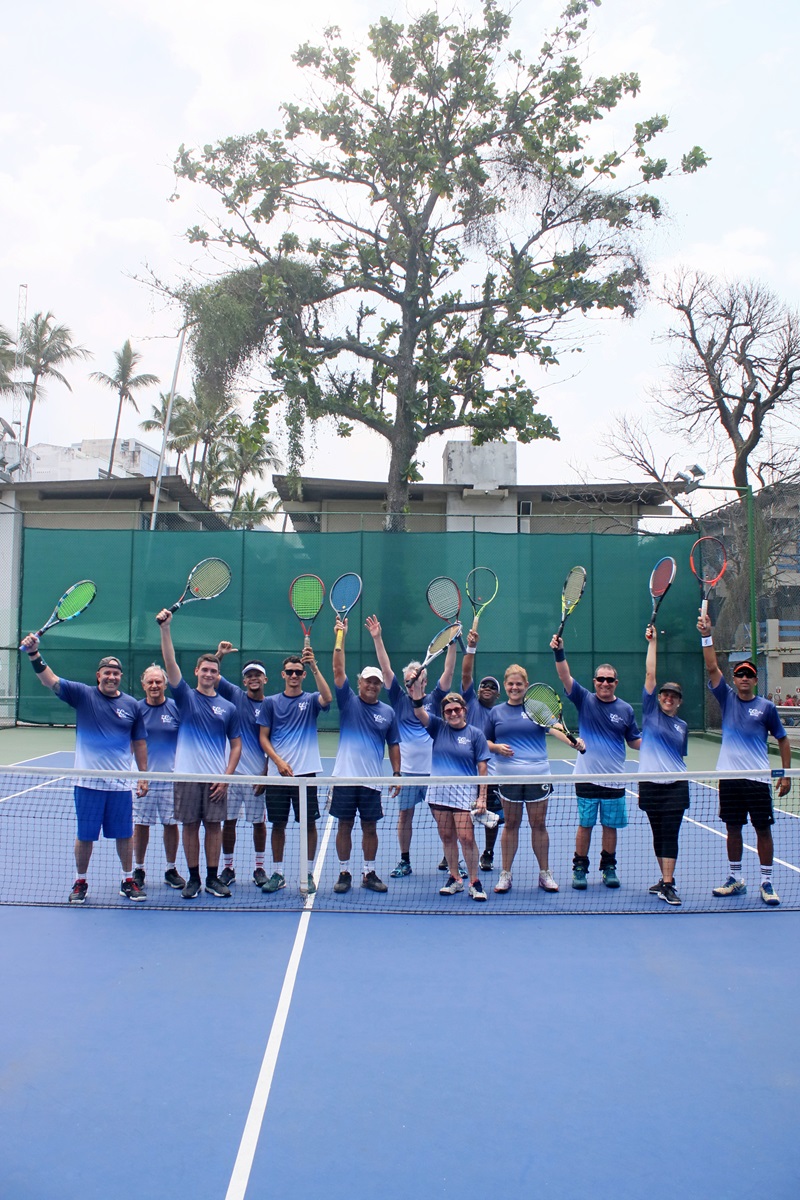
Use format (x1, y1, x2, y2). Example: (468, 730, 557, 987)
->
(212, 705, 226, 716)
(372, 713, 388, 725)
(748, 707, 761, 717)
(298, 701, 308, 712)
(457, 736, 470, 746)
(114, 707, 132, 721)
(608, 713, 623, 725)
(160, 713, 176, 726)
(673, 722, 682, 732)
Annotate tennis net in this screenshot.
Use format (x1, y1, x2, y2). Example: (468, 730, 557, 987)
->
(1, 764, 798, 913)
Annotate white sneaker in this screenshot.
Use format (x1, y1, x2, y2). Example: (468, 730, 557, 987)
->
(538, 869, 559, 893)
(439, 875, 464, 896)
(494, 869, 512, 893)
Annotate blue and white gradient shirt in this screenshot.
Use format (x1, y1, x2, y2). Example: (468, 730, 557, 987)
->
(257, 691, 330, 776)
(216, 677, 267, 776)
(57, 679, 145, 790)
(137, 697, 179, 772)
(387, 676, 447, 774)
(424, 716, 489, 810)
(638, 689, 688, 782)
(332, 679, 399, 781)
(566, 680, 640, 780)
(710, 678, 786, 772)
(485, 701, 549, 777)
(170, 678, 241, 775)
(462, 682, 496, 736)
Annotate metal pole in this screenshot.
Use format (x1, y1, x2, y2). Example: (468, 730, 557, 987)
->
(745, 484, 758, 670)
(149, 324, 187, 532)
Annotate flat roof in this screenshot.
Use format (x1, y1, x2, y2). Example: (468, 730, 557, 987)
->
(273, 474, 687, 506)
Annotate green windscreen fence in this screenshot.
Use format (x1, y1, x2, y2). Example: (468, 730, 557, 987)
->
(15, 528, 704, 728)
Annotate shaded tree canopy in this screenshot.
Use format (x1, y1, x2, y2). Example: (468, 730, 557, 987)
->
(173, 0, 706, 523)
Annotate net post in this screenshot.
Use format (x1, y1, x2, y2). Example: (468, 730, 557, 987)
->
(298, 780, 309, 896)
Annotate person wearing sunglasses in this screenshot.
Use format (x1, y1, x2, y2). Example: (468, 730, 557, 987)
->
(461, 628, 504, 871)
(255, 649, 333, 895)
(698, 612, 791, 906)
(639, 626, 689, 906)
(365, 614, 457, 879)
(550, 633, 641, 889)
(487, 663, 584, 895)
(408, 680, 490, 901)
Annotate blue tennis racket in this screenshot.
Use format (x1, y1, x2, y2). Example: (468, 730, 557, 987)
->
(330, 573, 362, 650)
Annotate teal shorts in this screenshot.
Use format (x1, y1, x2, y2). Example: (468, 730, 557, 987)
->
(576, 784, 627, 829)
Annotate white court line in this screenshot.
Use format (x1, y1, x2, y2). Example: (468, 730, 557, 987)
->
(8, 751, 73, 766)
(683, 816, 800, 875)
(224, 814, 335, 1200)
(0, 776, 67, 805)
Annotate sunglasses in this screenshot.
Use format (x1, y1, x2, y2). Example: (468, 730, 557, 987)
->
(733, 672, 755, 680)
(284, 668, 304, 677)
(443, 705, 464, 716)
(594, 676, 617, 685)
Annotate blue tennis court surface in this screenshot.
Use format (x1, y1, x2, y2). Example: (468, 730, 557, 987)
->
(1, 751, 799, 1196)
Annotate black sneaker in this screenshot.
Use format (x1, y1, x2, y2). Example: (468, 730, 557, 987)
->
(361, 870, 388, 893)
(120, 878, 146, 902)
(132, 867, 146, 889)
(205, 876, 232, 898)
(253, 867, 268, 887)
(438, 856, 449, 871)
(219, 866, 236, 886)
(164, 867, 186, 889)
(333, 871, 352, 894)
(479, 850, 494, 872)
(648, 880, 663, 895)
(182, 876, 202, 899)
(658, 881, 681, 907)
(69, 878, 88, 905)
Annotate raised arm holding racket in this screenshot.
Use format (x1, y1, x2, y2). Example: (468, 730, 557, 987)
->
(408, 621, 463, 685)
(465, 567, 498, 632)
(330, 573, 362, 650)
(690, 536, 727, 617)
(20, 579, 97, 651)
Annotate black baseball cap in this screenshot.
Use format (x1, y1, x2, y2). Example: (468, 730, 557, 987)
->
(97, 656, 123, 671)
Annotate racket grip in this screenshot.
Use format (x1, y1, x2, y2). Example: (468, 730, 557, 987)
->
(157, 603, 180, 625)
(334, 628, 344, 651)
(304, 634, 311, 648)
(471, 616, 479, 633)
(700, 598, 708, 618)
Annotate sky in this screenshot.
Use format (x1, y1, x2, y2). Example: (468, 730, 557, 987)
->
(1, 0, 797, 497)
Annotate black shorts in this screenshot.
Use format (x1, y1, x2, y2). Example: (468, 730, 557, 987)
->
(575, 783, 625, 801)
(486, 783, 503, 814)
(265, 776, 320, 826)
(498, 782, 552, 804)
(719, 779, 774, 830)
(638, 780, 690, 813)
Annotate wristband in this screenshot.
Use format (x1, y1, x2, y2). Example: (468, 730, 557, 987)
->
(412, 699, 425, 708)
(553, 647, 566, 662)
(393, 771, 402, 777)
(701, 636, 713, 647)
(465, 647, 476, 655)
(31, 657, 48, 674)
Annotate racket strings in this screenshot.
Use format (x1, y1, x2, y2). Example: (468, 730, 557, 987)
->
(465, 567, 498, 608)
(691, 538, 726, 584)
(562, 567, 586, 610)
(330, 575, 361, 612)
(428, 624, 460, 656)
(55, 581, 97, 619)
(290, 577, 324, 619)
(650, 557, 676, 598)
(188, 559, 232, 599)
(427, 577, 461, 620)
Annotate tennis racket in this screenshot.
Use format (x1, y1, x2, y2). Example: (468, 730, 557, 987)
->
(20, 579, 97, 650)
(465, 567, 499, 632)
(290, 574, 325, 647)
(409, 622, 463, 683)
(330, 573, 362, 651)
(690, 537, 727, 617)
(555, 566, 586, 639)
(426, 576, 466, 651)
(157, 558, 232, 623)
(523, 682, 584, 752)
(648, 556, 677, 627)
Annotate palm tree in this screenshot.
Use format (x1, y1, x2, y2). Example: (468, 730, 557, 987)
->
(19, 312, 91, 445)
(228, 488, 281, 530)
(140, 391, 193, 476)
(179, 379, 238, 495)
(223, 419, 283, 513)
(0, 324, 15, 393)
(90, 341, 160, 477)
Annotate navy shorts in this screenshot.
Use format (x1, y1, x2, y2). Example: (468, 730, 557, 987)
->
(329, 786, 383, 823)
(74, 786, 133, 841)
(719, 779, 774, 830)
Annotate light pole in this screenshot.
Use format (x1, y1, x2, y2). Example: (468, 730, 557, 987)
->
(150, 324, 188, 532)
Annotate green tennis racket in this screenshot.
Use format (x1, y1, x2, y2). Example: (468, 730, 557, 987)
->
(21, 579, 97, 650)
(290, 574, 325, 647)
(523, 682, 583, 751)
(555, 566, 586, 639)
